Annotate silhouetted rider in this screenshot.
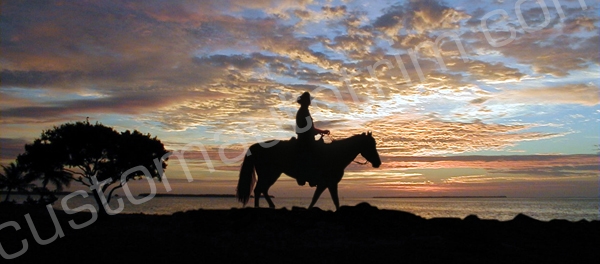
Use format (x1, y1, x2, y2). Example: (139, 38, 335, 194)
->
(295, 91, 329, 186)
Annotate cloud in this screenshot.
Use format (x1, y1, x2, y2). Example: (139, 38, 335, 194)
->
(459, 61, 525, 83)
(0, 138, 28, 164)
(494, 83, 600, 106)
(374, 0, 470, 37)
(464, 2, 599, 77)
(0, 90, 38, 108)
(1, 0, 598, 161)
(128, 0, 317, 23)
(366, 117, 563, 155)
(367, 154, 599, 196)
(470, 97, 489, 105)
(0, 89, 232, 124)
(1, 70, 86, 90)
(562, 15, 598, 33)
(322, 5, 347, 18)
(324, 34, 375, 60)
(378, 154, 598, 170)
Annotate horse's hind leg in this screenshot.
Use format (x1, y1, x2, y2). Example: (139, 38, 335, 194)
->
(253, 188, 261, 208)
(262, 173, 278, 209)
(253, 173, 276, 208)
(259, 172, 279, 208)
(254, 170, 267, 208)
(254, 189, 275, 208)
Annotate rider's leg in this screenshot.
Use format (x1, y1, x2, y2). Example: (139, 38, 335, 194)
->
(295, 143, 309, 186)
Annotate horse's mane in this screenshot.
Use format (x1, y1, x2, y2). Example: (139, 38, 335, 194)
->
(275, 133, 365, 148)
(328, 133, 365, 146)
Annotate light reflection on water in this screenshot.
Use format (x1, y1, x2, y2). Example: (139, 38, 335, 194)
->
(30, 195, 600, 222)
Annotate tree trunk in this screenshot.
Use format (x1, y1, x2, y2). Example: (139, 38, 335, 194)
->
(91, 188, 109, 219)
(4, 190, 11, 202)
(39, 183, 48, 203)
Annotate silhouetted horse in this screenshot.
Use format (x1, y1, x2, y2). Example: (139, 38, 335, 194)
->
(236, 132, 381, 210)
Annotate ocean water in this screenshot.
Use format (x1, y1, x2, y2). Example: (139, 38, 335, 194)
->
(34, 195, 600, 222)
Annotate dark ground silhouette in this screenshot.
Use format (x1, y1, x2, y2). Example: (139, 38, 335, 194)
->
(1, 203, 598, 263)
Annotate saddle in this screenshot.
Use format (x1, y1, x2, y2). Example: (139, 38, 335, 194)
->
(289, 136, 326, 187)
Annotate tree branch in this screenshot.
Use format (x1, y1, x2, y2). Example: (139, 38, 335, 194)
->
(63, 168, 85, 177)
(77, 164, 92, 179)
(106, 183, 125, 204)
(73, 176, 90, 187)
(90, 159, 100, 178)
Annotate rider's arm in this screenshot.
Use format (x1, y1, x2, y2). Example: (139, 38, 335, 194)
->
(314, 128, 330, 135)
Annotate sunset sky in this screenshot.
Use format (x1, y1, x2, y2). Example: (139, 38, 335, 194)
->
(1, 0, 598, 198)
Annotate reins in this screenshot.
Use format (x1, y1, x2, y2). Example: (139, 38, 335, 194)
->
(322, 133, 370, 166)
(352, 160, 369, 165)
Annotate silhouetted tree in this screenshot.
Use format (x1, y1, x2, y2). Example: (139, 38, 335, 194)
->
(0, 162, 33, 203)
(19, 146, 71, 203)
(17, 134, 76, 204)
(17, 121, 169, 217)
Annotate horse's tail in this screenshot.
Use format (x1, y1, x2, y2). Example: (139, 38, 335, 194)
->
(236, 148, 256, 206)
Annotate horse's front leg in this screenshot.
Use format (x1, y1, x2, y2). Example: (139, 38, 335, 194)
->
(328, 183, 340, 211)
(308, 184, 327, 209)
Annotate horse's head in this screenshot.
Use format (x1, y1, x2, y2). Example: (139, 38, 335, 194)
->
(360, 131, 381, 168)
